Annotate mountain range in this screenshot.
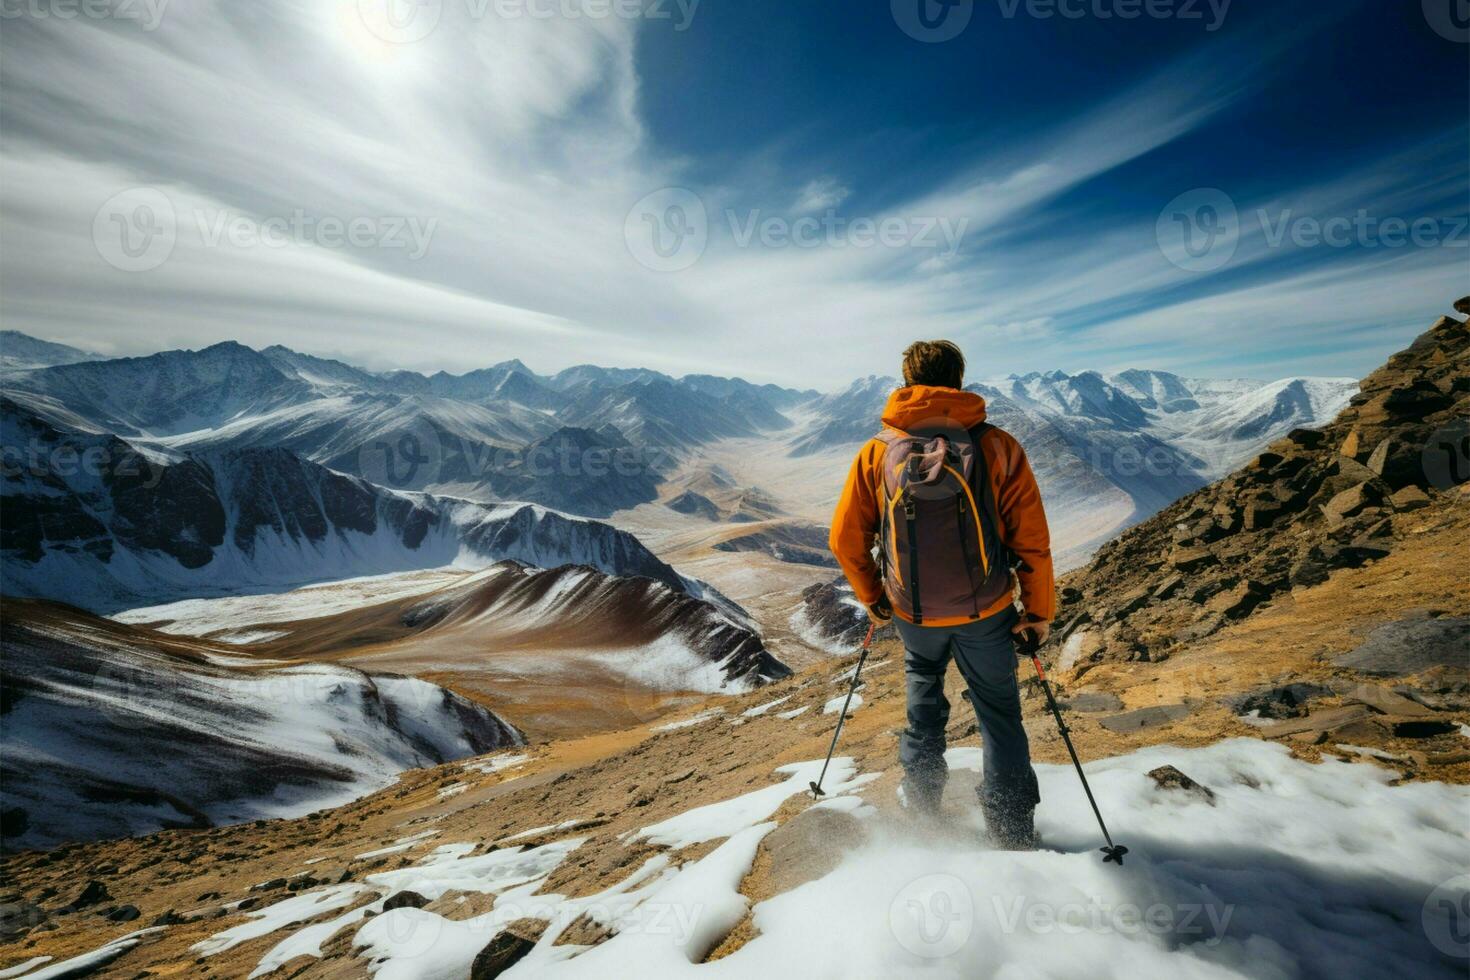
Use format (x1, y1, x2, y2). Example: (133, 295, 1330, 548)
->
(1, 334, 1355, 553)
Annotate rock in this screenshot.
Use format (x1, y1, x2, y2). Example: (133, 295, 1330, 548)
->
(1285, 428, 1327, 449)
(471, 932, 537, 979)
(1259, 704, 1373, 738)
(1455, 296, 1470, 316)
(1112, 587, 1150, 620)
(1289, 557, 1330, 588)
(383, 891, 431, 912)
(106, 905, 141, 923)
(1206, 581, 1267, 619)
(1062, 691, 1124, 713)
(151, 908, 186, 926)
(66, 880, 111, 912)
(1169, 546, 1217, 572)
(0, 901, 48, 941)
(1225, 683, 1329, 720)
(1365, 437, 1418, 488)
(1339, 430, 1362, 459)
(1332, 616, 1470, 677)
(1057, 629, 1102, 672)
(1152, 574, 1184, 600)
(1098, 703, 1193, 733)
(1174, 613, 1226, 645)
(1389, 485, 1430, 512)
(1146, 765, 1216, 804)
(1328, 679, 1437, 716)
(1322, 482, 1380, 525)
(251, 877, 289, 893)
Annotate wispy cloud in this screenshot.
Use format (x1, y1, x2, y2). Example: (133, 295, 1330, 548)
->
(0, 1, 1461, 388)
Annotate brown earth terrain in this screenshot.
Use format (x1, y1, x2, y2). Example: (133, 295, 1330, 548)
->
(3, 302, 1467, 977)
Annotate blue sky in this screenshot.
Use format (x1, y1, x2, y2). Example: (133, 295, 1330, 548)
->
(0, 0, 1464, 388)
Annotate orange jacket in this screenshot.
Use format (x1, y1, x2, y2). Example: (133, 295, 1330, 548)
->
(827, 385, 1056, 627)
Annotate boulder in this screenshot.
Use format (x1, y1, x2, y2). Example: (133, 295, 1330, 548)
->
(1098, 703, 1193, 733)
(1332, 616, 1470, 677)
(383, 891, 432, 911)
(472, 932, 536, 979)
(1339, 429, 1362, 460)
(1284, 428, 1327, 449)
(1063, 691, 1124, 713)
(1365, 437, 1419, 488)
(1259, 704, 1373, 739)
(1207, 581, 1267, 619)
(1152, 574, 1184, 600)
(1455, 295, 1470, 316)
(1169, 546, 1217, 572)
(1112, 587, 1150, 620)
(1389, 485, 1430, 512)
(1057, 629, 1103, 673)
(1322, 482, 1380, 525)
(1146, 765, 1216, 804)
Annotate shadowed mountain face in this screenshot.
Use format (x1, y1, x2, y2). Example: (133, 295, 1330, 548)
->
(0, 599, 523, 851)
(0, 399, 702, 614)
(2, 341, 809, 518)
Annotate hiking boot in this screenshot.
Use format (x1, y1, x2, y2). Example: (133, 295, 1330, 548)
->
(898, 772, 946, 816)
(978, 770, 1041, 849)
(981, 799, 1039, 850)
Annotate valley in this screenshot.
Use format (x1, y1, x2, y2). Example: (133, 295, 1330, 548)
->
(1, 305, 1463, 979)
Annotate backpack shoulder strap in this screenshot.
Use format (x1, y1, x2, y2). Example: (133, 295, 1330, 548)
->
(969, 422, 1016, 570)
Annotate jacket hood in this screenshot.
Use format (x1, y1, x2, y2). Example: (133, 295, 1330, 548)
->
(880, 385, 988, 431)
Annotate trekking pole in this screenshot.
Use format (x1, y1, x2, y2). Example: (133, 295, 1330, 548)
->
(1018, 629, 1129, 865)
(809, 622, 877, 798)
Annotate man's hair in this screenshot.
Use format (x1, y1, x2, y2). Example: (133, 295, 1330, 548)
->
(902, 340, 965, 389)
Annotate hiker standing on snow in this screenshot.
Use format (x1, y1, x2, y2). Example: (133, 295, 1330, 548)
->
(828, 340, 1055, 848)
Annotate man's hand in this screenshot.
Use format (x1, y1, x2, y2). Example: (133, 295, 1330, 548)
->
(1011, 615, 1050, 647)
(867, 596, 893, 625)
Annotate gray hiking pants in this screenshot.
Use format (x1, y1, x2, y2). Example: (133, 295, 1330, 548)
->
(895, 607, 1040, 812)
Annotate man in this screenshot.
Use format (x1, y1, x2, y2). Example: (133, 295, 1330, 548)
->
(828, 340, 1054, 848)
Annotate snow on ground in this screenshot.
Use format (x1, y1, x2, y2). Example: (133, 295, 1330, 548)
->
(354, 830, 440, 861)
(498, 820, 598, 845)
(464, 752, 532, 775)
(303, 740, 1464, 979)
(636, 758, 879, 849)
(14, 929, 164, 980)
(741, 695, 792, 717)
(776, 705, 810, 720)
(109, 569, 469, 636)
(823, 692, 863, 715)
(651, 708, 726, 732)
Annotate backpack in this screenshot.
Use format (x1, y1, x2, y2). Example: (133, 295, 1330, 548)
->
(874, 421, 1013, 624)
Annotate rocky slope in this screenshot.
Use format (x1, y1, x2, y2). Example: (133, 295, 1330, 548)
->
(1049, 299, 1469, 672)
(0, 599, 522, 852)
(0, 400, 710, 613)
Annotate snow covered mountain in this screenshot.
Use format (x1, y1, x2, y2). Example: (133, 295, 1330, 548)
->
(0, 598, 522, 850)
(791, 368, 1356, 560)
(394, 561, 789, 689)
(0, 399, 714, 614)
(0, 331, 103, 373)
(0, 336, 809, 517)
